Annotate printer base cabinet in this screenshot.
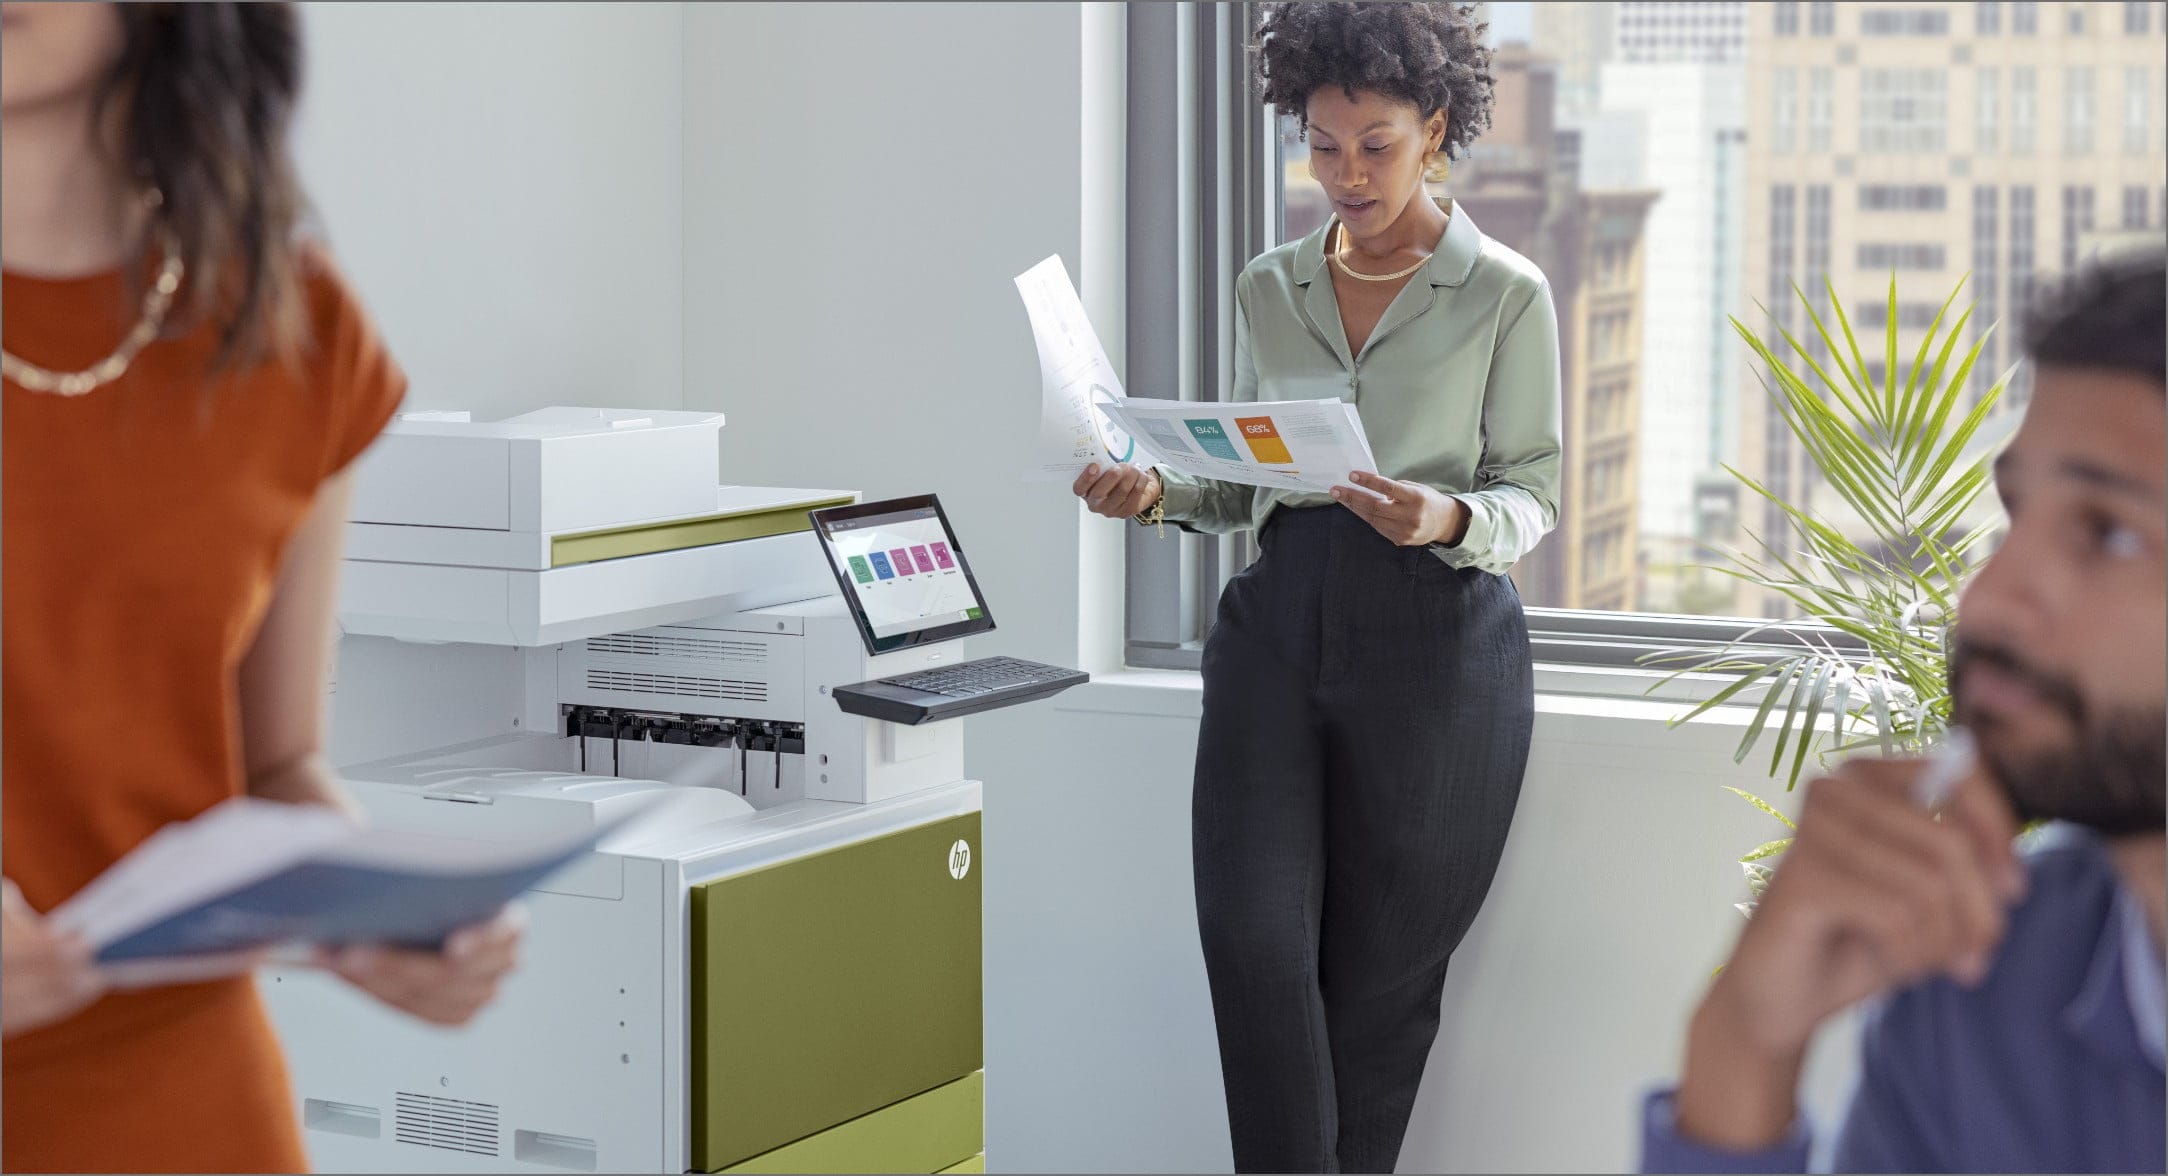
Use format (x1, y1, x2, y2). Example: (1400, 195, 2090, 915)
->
(692, 813, 983, 1173)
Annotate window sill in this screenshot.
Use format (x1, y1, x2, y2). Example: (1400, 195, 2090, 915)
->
(1059, 663, 1762, 725)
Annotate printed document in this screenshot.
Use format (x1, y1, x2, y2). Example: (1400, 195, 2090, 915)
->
(1015, 254, 1139, 480)
(1097, 397, 1380, 494)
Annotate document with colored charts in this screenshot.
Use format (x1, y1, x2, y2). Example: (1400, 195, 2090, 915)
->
(1094, 397, 1381, 494)
(1014, 253, 1140, 481)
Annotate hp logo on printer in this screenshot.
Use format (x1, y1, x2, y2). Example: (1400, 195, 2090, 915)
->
(948, 840, 972, 880)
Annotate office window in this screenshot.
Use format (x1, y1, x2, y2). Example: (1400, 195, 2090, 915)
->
(2014, 1, 2040, 33)
(1859, 184, 1949, 211)
(1976, 67, 2001, 152)
(2064, 66, 2096, 155)
(2062, 185, 2096, 272)
(2012, 66, 2038, 153)
(1978, 0, 2004, 32)
(2127, 66, 2153, 154)
(2068, 2, 2087, 33)
(2010, 185, 2037, 404)
(1808, 68, 1834, 151)
(1857, 243, 1948, 269)
(2129, 1, 2155, 32)
(1809, 1, 1836, 35)
(1862, 8, 1949, 34)
(1972, 187, 2000, 404)
(1861, 68, 1948, 154)
(1775, 0, 1800, 36)
(1773, 67, 1799, 153)
(2125, 184, 2152, 228)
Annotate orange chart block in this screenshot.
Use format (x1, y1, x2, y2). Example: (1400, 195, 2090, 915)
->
(1234, 416, 1294, 464)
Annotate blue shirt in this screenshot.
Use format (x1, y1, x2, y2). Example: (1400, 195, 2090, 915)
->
(1643, 827, 2167, 1173)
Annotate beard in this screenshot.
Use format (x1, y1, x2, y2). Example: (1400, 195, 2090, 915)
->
(1948, 636, 2167, 836)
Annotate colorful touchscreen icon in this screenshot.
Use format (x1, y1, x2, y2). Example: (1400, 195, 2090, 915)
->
(910, 545, 934, 572)
(868, 551, 896, 579)
(847, 555, 875, 584)
(890, 548, 917, 574)
(929, 541, 956, 569)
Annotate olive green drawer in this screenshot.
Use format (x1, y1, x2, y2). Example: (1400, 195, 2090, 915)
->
(718, 1071, 983, 1174)
(939, 1154, 987, 1174)
(692, 812, 983, 1171)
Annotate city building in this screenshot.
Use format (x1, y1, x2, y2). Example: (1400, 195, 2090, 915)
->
(1453, 45, 1659, 612)
(1741, 0, 2168, 614)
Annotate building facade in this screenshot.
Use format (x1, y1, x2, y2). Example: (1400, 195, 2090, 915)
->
(1741, 0, 2168, 614)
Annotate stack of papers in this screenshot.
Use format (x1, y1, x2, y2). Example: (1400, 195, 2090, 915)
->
(1015, 254, 1379, 493)
(51, 797, 625, 985)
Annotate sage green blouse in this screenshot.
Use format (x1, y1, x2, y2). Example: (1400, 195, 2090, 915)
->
(1156, 199, 1562, 576)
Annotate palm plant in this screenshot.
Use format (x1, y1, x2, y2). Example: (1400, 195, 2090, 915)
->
(1644, 274, 2016, 910)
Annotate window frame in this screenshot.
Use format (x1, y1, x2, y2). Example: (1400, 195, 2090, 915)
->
(1118, 2, 1898, 677)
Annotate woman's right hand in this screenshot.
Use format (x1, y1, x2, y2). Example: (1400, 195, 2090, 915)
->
(1072, 463, 1162, 520)
(2, 878, 106, 1039)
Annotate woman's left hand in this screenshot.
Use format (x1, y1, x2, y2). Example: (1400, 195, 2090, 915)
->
(1331, 472, 1469, 547)
(314, 905, 525, 1026)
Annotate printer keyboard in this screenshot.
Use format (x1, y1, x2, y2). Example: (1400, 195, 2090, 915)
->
(884, 657, 1079, 698)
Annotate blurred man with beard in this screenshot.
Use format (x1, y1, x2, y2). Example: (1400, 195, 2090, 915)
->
(1644, 244, 2166, 1173)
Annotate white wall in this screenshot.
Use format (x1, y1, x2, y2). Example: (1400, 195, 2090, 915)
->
(295, 2, 686, 423)
(297, 3, 689, 767)
(304, 5, 1856, 1171)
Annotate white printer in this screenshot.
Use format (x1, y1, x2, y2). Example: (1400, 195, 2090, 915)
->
(264, 409, 1000, 1174)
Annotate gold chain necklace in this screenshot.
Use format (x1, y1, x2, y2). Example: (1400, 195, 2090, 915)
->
(2, 235, 185, 397)
(1330, 224, 1431, 283)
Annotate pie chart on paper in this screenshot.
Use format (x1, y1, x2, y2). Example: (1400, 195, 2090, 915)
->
(1089, 384, 1137, 464)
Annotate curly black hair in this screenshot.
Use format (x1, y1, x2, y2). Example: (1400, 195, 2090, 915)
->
(1253, 2, 1495, 160)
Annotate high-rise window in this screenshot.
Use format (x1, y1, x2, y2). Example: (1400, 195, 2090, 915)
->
(2128, 1, 2155, 33)
(1809, 1, 1836, 35)
(2068, 3, 2087, 33)
(1774, 0, 1800, 36)
(1977, 0, 2004, 33)
(2062, 185, 2096, 272)
(1861, 68, 1948, 153)
(2127, 66, 2152, 153)
(1768, 184, 1797, 534)
(1858, 184, 1948, 211)
(2125, 184, 2152, 229)
(1808, 67, 1834, 151)
(1861, 8, 1950, 34)
(1805, 185, 1832, 286)
(1972, 187, 2000, 404)
(1977, 66, 2001, 152)
(2064, 66, 2096, 155)
(1857, 243, 1948, 269)
(2012, 66, 2038, 153)
(2013, 1, 2039, 33)
(2010, 186, 2037, 403)
(1773, 67, 1798, 153)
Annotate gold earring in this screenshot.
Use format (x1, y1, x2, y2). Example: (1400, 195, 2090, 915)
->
(1425, 152, 1451, 184)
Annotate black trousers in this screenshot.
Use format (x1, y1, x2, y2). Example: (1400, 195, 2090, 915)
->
(1193, 506, 1535, 1174)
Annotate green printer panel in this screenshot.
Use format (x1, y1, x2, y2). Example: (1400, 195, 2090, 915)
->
(692, 812, 983, 1172)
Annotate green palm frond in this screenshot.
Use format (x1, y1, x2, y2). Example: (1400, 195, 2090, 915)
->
(1643, 273, 2010, 891)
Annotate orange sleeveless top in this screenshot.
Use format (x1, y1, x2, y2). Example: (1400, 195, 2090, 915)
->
(3, 253, 405, 1173)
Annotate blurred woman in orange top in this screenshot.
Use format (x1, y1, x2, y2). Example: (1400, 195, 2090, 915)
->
(2, 4, 523, 1170)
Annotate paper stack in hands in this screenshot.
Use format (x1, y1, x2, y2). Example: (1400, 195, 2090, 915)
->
(49, 796, 625, 986)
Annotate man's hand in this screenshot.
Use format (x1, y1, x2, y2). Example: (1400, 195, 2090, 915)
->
(1331, 472, 1469, 547)
(1674, 759, 2026, 1149)
(1072, 463, 1161, 521)
(315, 906, 525, 1027)
(2, 879, 107, 1039)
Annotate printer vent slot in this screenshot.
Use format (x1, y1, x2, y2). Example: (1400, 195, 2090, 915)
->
(584, 670, 769, 702)
(393, 1092, 500, 1157)
(587, 632, 768, 666)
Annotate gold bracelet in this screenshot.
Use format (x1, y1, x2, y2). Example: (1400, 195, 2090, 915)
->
(1133, 473, 1165, 536)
